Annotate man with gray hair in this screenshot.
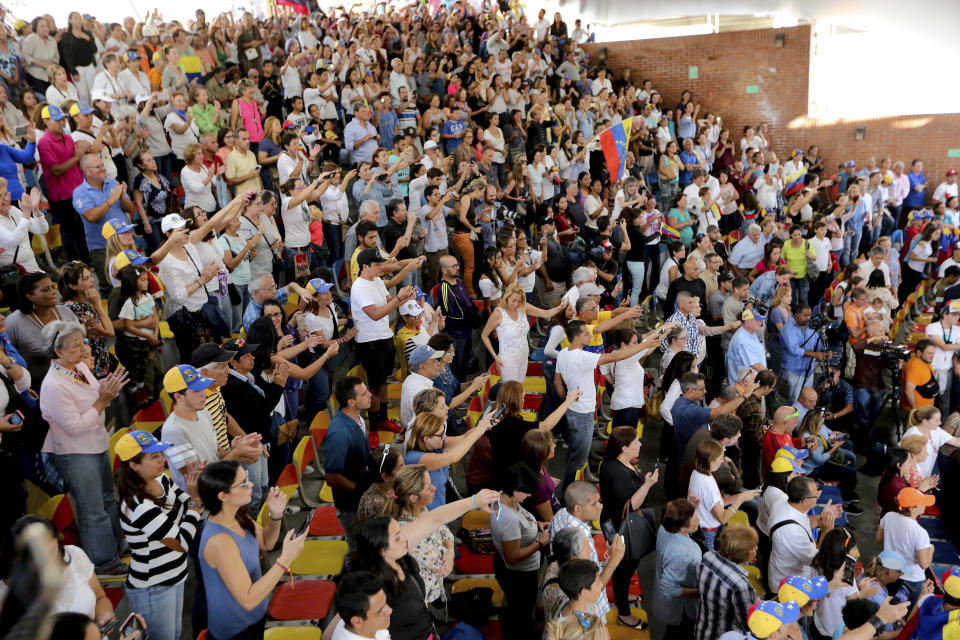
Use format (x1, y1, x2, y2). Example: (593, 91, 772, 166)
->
(242, 271, 312, 332)
(548, 480, 623, 618)
(662, 290, 740, 366)
(561, 265, 598, 309)
(857, 245, 894, 294)
(727, 223, 764, 276)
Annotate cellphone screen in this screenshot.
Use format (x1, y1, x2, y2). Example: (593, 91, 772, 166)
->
(842, 556, 856, 585)
(297, 509, 316, 536)
(601, 520, 617, 544)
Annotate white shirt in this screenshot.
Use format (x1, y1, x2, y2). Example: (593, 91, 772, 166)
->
(814, 583, 858, 637)
(767, 501, 817, 592)
(925, 321, 960, 370)
(933, 181, 958, 203)
(660, 379, 682, 426)
(400, 371, 434, 430)
(118, 67, 150, 99)
(556, 348, 601, 413)
(906, 241, 932, 273)
(941, 257, 960, 278)
(902, 426, 952, 478)
(857, 260, 891, 288)
(53, 546, 97, 618)
(280, 194, 313, 249)
(159, 244, 209, 314)
(689, 470, 723, 529)
(878, 511, 931, 582)
(331, 619, 390, 640)
(600, 350, 648, 410)
(351, 276, 394, 342)
(757, 485, 787, 536)
(164, 112, 200, 159)
(810, 236, 832, 272)
(181, 165, 217, 212)
(0, 207, 48, 273)
(281, 64, 303, 98)
(320, 185, 350, 224)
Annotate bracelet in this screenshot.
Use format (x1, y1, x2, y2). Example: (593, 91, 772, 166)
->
(275, 559, 295, 589)
(866, 615, 884, 635)
(472, 495, 477, 509)
(269, 512, 283, 521)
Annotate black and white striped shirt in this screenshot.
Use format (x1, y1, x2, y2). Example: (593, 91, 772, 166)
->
(120, 474, 203, 589)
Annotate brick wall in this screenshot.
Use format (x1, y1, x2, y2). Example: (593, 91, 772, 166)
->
(582, 26, 960, 188)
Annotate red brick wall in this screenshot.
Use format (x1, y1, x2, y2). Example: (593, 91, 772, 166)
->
(582, 27, 960, 188)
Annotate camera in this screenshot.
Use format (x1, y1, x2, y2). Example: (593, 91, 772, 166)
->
(879, 342, 911, 371)
(743, 297, 768, 316)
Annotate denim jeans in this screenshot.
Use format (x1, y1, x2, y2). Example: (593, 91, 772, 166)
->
(242, 454, 270, 516)
(304, 363, 331, 416)
(782, 367, 814, 404)
(322, 222, 345, 265)
(701, 527, 718, 551)
(791, 277, 809, 306)
(125, 582, 184, 640)
(50, 451, 120, 567)
(627, 260, 646, 306)
(562, 409, 595, 489)
(451, 333, 472, 380)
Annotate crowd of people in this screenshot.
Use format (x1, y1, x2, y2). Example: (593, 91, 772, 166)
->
(1, 2, 960, 640)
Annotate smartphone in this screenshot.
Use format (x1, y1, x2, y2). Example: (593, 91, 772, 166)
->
(652, 462, 660, 473)
(14, 125, 26, 137)
(297, 508, 316, 536)
(119, 612, 148, 640)
(601, 519, 618, 544)
(99, 619, 119, 636)
(926, 566, 945, 595)
(295, 315, 307, 333)
(9, 410, 23, 426)
(842, 555, 856, 586)
(255, 164, 262, 171)
(491, 404, 506, 421)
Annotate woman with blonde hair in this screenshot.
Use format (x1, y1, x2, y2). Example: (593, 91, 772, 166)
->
(45, 64, 79, 107)
(403, 410, 497, 510)
(480, 282, 566, 382)
(256, 115, 283, 191)
(181, 142, 217, 213)
(393, 464, 455, 607)
(767, 284, 793, 373)
(902, 405, 960, 478)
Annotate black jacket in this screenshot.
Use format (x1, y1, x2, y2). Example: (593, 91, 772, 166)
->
(220, 370, 285, 441)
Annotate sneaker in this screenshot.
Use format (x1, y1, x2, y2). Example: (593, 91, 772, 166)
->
(583, 468, 600, 483)
(845, 503, 864, 516)
(378, 419, 402, 434)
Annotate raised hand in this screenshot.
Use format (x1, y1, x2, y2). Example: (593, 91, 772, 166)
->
(264, 486, 288, 519)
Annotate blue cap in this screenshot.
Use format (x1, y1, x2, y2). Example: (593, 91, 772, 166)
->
(163, 365, 215, 393)
(306, 278, 334, 295)
(877, 550, 906, 572)
(413, 285, 425, 300)
(115, 429, 172, 461)
(68, 102, 96, 116)
(41, 105, 68, 121)
(102, 218, 136, 239)
(304, 126, 315, 133)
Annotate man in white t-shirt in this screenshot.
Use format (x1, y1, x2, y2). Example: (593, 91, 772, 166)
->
(877, 487, 934, 600)
(939, 245, 960, 277)
(767, 476, 842, 593)
(331, 571, 392, 640)
(924, 300, 960, 416)
(556, 319, 670, 487)
(932, 169, 959, 204)
(351, 248, 415, 431)
(532, 9, 550, 43)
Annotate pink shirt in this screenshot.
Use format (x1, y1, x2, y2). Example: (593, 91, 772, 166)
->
(237, 98, 264, 143)
(39, 361, 108, 455)
(38, 130, 83, 203)
(892, 173, 910, 207)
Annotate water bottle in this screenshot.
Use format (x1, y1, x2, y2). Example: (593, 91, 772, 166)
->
(217, 268, 228, 297)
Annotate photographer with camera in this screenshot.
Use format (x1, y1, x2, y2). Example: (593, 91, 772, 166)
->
(852, 321, 892, 438)
(924, 300, 960, 416)
(816, 366, 856, 436)
(781, 304, 830, 403)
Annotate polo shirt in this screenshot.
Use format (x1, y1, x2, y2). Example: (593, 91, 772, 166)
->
(400, 372, 434, 430)
(905, 171, 927, 208)
(678, 150, 698, 186)
(767, 500, 817, 592)
(671, 396, 711, 455)
(38, 131, 83, 202)
(559, 310, 611, 354)
(73, 178, 130, 250)
(225, 148, 260, 196)
(323, 410, 370, 512)
(242, 288, 289, 333)
(726, 328, 766, 385)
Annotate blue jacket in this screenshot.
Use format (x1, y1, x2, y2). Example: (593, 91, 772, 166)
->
(0, 143, 35, 201)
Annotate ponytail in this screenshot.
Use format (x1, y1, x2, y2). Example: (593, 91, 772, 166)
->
(907, 405, 939, 429)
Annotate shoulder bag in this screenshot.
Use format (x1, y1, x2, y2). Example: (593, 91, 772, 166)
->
(805, 240, 820, 281)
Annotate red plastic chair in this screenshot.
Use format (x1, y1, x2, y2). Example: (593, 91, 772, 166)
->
(267, 579, 336, 621)
(526, 362, 543, 377)
(454, 544, 495, 574)
(196, 631, 207, 640)
(308, 505, 346, 537)
(104, 587, 124, 608)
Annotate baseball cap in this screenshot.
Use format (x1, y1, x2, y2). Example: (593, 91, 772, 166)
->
(876, 550, 906, 572)
(115, 429, 173, 462)
(161, 213, 188, 233)
(13, 19, 26, 30)
(578, 283, 605, 297)
(413, 286, 426, 300)
(190, 343, 235, 369)
(281, 119, 296, 129)
(90, 90, 113, 103)
(897, 487, 935, 509)
(718, 270, 735, 283)
(123, 50, 141, 62)
(775, 445, 810, 461)
(41, 105, 68, 121)
(102, 218, 136, 239)
(114, 249, 149, 271)
(69, 102, 96, 116)
(163, 364, 215, 394)
(845, 160, 856, 168)
(409, 345, 443, 369)
(882, 174, 893, 184)
(778, 574, 828, 607)
(601, 240, 614, 251)
(399, 300, 424, 316)
(770, 456, 804, 474)
(306, 278, 334, 295)
(948, 169, 959, 177)
(742, 308, 765, 323)
(222, 337, 260, 357)
(356, 248, 385, 269)
(945, 300, 960, 315)
(424, 140, 438, 150)
(942, 566, 960, 598)
(792, 149, 804, 157)
(747, 599, 801, 638)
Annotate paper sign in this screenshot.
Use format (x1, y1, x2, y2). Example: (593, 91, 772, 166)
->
(688, 66, 698, 79)
(949, 149, 960, 158)
(745, 85, 760, 94)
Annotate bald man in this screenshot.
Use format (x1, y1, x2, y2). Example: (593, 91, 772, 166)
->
(73, 153, 135, 291)
(796, 387, 818, 424)
(760, 405, 802, 474)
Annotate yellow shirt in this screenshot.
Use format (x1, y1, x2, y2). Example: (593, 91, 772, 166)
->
(225, 148, 261, 196)
(560, 310, 612, 349)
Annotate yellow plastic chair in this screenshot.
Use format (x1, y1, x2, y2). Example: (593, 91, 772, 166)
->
(387, 381, 402, 400)
(319, 482, 334, 503)
(159, 390, 173, 416)
(462, 510, 490, 530)
(283, 292, 300, 317)
(451, 578, 505, 607)
(523, 376, 546, 394)
(289, 540, 348, 575)
(25, 480, 51, 515)
(742, 563, 764, 595)
(264, 626, 323, 640)
(376, 431, 395, 445)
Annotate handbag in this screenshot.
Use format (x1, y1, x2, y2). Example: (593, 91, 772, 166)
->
(916, 371, 940, 399)
(0, 244, 25, 304)
(648, 389, 664, 421)
(805, 240, 820, 281)
(447, 589, 494, 628)
(613, 503, 657, 562)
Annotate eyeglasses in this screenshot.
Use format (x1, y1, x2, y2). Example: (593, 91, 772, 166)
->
(232, 475, 252, 489)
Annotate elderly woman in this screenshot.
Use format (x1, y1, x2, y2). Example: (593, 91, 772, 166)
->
(58, 261, 114, 379)
(181, 142, 218, 213)
(653, 498, 702, 636)
(393, 464, 456, 609)
(38, 320, 129, 573)
(0, 183, 47, 274)
(6, 273, 79, 387)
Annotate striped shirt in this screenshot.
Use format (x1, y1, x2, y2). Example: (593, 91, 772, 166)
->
(119, 474, 202, 589)
(205, 387, 230, 450)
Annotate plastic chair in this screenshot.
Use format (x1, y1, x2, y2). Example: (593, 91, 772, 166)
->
(525, 362, 543, 377)
(292, 437, 321, 506)
(268, 579, 336, 621)
(451, 578, 505, 607)
(289, 540, 348, 575)
(331, 258, 346, 296)
(38, 495, 80, 546)
(132, 400, 167, 433)
(605, 607, 647, 640)
(523, 376, 546, 394)
(318, 482, 334, 503)
(307, 505, 345, 537)
(454, 544, 495, 575)
(264, 627, 323, 640)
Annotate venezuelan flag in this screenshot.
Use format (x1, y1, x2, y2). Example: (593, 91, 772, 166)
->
(178, 56, 203, 85)
(599, 118, 632, 182)
(661, 223, 681, 241)
(783, 166, 808, 197)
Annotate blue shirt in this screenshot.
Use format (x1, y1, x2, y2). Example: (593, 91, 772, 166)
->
(242, 288, 289, 333)
(849, 198, 867, 228)
(654, 526, 702, 625)
(677, 116, 695, 141)
(198, 522, 267, 639)
(377, 109, 398, 150)
(672, 396, 711, 454)
(433, 365, 459, 406)
(352, 178, 394, 228)
(323, 410, 370, 511)
(679, 150, 698, 186)
(576, 109, 595, 139)
(405, 449, 448, 510)
(72, 178, 130, 250)
(905, 171, 927, 208)
(726, 327, 766, 385)
(442, 119, 466, 152)
(748, 271, 779, 307)
(780, 317, 823, 374)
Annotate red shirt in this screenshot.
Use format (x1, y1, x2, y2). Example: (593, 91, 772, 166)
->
(202, 152, 224, 174)
(761, 430, 803, 477)
(38, 130, 83, 202)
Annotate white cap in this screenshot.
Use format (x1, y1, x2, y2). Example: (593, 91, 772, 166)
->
(135, 93, 151, 104)
(423, 140, 438, 150)
(160, 213, 187, 233)
(399, 300, 424, 316)
(578, 283, 605, 297)
(90, 90, 113, 103)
